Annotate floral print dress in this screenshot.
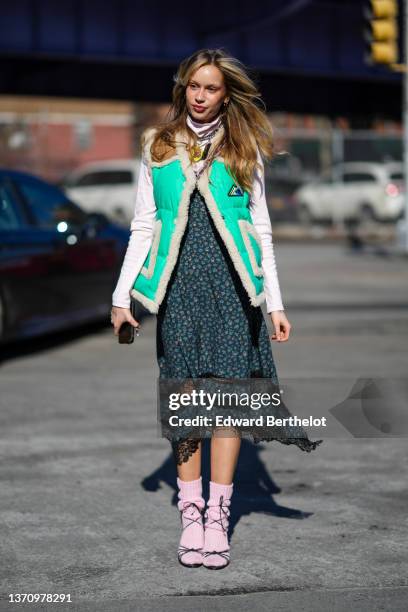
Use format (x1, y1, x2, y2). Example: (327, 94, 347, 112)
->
(156, 188, 323, 464)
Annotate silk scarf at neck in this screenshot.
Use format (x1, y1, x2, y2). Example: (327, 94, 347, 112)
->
(186, 113, 223, 141)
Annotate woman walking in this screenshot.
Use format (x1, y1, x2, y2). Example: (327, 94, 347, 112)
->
(111, 48, 322, 570)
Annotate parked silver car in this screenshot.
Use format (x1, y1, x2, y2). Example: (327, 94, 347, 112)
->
(63, 159, 141, 226)
(294, 162, 405, 225)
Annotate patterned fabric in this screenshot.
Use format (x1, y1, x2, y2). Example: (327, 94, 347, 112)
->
(156, 189, 323, 464)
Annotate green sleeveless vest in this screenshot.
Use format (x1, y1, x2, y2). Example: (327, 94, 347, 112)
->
(130, 126, 265, 314)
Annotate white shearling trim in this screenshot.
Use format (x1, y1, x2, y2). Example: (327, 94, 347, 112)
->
(142, 127, 157, 165)
(130, 288, 159, 313)
(196, 164, 265, 308)
(174, 128, 197, 184)
(238, 219, 264, 277)
(143, 127, 182, 167)
(140, 129, 197, 313)
(141, 219, 162, 278)
(134, 125, 265, 311)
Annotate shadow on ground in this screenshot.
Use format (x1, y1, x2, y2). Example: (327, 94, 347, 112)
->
(0, 310, 153, 365)
(141, 438, 315, 540)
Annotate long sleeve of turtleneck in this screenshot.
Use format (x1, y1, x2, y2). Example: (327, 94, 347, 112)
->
(249, 148, 284, 312)
(112, 120, 284, 313)
(111, 152, 157, 309)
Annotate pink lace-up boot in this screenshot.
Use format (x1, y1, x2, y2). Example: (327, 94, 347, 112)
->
(176, 476, 205, 568)
(202, 481, 233, 569)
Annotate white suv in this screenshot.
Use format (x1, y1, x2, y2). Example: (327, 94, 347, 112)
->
(294, 162, 405, 225)
(63, 159, 141, 226)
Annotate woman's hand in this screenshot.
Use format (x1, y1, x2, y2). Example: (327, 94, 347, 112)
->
(270, 310, 291, 342)
(110, 305, 141, 336)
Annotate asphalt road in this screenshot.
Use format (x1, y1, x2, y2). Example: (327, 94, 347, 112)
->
(1, 243, 407, 611)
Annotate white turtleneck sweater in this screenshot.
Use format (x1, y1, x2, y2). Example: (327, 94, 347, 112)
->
(112, 114, 284, 313)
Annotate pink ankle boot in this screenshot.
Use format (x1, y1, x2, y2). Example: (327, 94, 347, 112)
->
(177, 476, 205, 568)
(203, 481, 233, 569)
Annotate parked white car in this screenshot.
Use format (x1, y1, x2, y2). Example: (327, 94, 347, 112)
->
(294, 162, 405, 225)
(63, 159, 141, 226)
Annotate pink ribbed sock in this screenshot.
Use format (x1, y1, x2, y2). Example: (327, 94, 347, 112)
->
(177, 476, 205, 567)
(203, 481, 233, 569)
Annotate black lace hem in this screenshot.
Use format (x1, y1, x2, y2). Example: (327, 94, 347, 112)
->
(169, 434, 324, 465)
(171, 438, 202, 465)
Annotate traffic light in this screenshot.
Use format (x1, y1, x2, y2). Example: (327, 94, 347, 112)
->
(363, 0, 399, 66)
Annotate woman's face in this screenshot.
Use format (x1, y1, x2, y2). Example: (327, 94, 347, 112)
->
(185, 64, 229, 123)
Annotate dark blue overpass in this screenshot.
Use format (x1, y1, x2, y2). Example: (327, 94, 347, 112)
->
(0, 0, 403, 123)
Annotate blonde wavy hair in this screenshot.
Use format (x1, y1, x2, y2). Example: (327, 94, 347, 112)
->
(145, 48, 275, 193)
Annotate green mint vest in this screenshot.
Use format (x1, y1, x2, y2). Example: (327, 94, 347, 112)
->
(130, 126, 265, 314)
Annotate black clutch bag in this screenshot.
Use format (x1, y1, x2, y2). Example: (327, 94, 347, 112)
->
(118, 298, 139, 344)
